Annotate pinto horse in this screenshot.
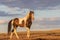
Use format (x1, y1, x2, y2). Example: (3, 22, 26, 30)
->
(8, 11, 34, 39)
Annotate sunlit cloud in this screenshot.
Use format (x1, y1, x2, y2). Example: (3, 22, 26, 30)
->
(0, 20, 7, 24)
(48, 17, 59, 21)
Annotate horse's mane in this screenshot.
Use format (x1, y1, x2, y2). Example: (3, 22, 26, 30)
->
(26, 11, 34, 18)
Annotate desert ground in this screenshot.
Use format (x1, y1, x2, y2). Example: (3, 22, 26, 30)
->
(0, 30, 60, 40)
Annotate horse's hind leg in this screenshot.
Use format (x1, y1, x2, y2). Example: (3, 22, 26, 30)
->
(14, 26, 19, 39)
(10, 29, 14, 39)
(10, 27, 19, 39)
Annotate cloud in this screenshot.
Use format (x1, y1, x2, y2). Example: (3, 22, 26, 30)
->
(6, 0, 16, 2)
(0, 4, 29, 14)
(0, 4, 30, 16)
(0, 0, 60, 10)
(0, 0, 16, 2)
(48, 17, 60, 21)
(34, 17, 60, 26)
(0, 12, 22, 16)
(46, 5, 60, 10)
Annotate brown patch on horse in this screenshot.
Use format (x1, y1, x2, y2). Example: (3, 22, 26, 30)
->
(13, 18, 25, 27)
(26, 11, 34, 29)
(11, 18, 19, 32)
(13, 18, 19, 27)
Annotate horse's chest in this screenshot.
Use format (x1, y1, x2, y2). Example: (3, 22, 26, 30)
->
(26, 19, 32, 28)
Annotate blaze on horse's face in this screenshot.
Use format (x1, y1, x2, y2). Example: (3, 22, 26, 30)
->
(30, 11, 34, 21)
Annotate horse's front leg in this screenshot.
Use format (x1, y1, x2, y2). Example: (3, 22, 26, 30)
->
(24, 21, 30, 38)
(14, 27, 19, 39)
(25, 27, 30, 38)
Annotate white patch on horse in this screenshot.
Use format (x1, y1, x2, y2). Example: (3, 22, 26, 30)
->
(19, 17, 27, 24)
(11, 20, 13, 24)
(19, 18, 23, 24)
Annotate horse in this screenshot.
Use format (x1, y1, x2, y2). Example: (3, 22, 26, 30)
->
(8, 11, 34, 39)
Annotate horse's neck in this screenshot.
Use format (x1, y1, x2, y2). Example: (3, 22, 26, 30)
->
(25, 13, 29, 19)
(19, 14, 29, 21)
(26, 13, 32, 21)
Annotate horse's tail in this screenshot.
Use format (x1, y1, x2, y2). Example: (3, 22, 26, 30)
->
(8, 20, 12, 35)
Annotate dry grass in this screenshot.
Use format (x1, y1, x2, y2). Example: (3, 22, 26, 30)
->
(0, 30, 60, 40)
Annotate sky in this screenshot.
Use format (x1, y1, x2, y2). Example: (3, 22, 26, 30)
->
(0, 0, 60, 33)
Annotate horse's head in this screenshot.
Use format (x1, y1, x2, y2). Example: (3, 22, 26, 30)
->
(29, 11, 34, 21)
